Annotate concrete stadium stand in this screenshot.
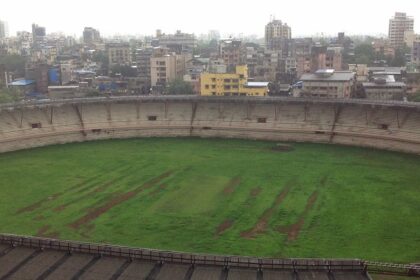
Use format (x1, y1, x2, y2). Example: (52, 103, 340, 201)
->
(0, 96, 419, 154)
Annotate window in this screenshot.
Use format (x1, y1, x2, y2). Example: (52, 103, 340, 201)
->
(224, 79, 231, 83)
(148, 116, 157, 121)
(211, 85, 216, 89)
(205, 85, 210, 89)
(224, 85, 231, 90)
(379, 124, 389, 130)
(31, 123, 42, 129)
(211, 78, 216, 82)
(257, 118, 267, 123)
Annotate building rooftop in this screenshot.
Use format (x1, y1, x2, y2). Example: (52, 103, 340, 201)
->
(246, 82, 270, 87)
(362, 82, 407, 88)
(300, 71, 355, 82)
(8, 80, 35, 86)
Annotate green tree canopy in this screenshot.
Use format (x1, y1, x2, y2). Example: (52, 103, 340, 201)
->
(0, 54, 27, 76)
(354, 44, 376, 65)
(166, 78, 194, 95)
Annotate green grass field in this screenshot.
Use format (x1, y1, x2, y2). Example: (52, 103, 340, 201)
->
(0, 138, 419, 263)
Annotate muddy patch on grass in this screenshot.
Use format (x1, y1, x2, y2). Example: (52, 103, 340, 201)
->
(53, 176, 125, 213)
(150, 184, 167, 196)
(80, 224, 95, 239)
(34, 215, 45, 221)
(241, 185, 292, 239)
(68, 171, 173, 229)
(215, 219, 234, 236)
(278, 191, 318, 241)
(36, 225, 60, 239)
(53, 205, 66, 212)
(16, 193, 61, 214)
(271, 143, 294, 152)
(250, 187, 261, 198)
(223, 177, 241, 194)
(37, 225, 51, 236)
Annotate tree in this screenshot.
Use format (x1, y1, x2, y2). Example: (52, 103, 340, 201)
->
(389, 47, 409, 67)
(0, 88, 23, 103)
(354, 44, 376, 65)
(0, 54, 27, 77)
(166, 79, 194, 95)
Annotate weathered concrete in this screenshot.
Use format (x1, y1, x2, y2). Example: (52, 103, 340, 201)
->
(0, 97, 420, 154)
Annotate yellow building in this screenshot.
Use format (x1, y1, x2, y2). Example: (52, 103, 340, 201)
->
(200, 65, 269, 96)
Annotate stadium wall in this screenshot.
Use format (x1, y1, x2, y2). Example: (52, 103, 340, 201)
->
(0, 96, 420, 154)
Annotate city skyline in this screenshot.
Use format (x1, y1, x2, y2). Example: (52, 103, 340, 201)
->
(1, 0, 419, 38)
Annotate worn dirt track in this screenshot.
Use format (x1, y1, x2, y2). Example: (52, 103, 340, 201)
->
(279, 191, 318, 241)
(223, 177, 241, 194)
(241, 185, 291, 239)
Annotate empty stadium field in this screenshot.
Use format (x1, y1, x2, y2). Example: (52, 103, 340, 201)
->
(0, 138, 419, 263)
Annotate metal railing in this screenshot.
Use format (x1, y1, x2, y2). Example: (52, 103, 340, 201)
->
(1, 234, 419, 276)
(0, 233, 364, 271)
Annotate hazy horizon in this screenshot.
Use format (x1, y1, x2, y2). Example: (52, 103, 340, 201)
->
(1, 0, 419, 38)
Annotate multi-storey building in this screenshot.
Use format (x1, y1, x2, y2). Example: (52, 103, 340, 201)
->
(32, 24, 46, 49)
(326, 47, 343, 71)
(389, 12, 414, 48)
(412, 42, 420, 66)
(200, 65, 269, 97)
(184, 57, 210, 94)
(16, 31, 32, 56)
(372, 39, 396, 59)
(297, 69, 355, 98)
(150, 53, 191, 87)
(219, 39, 244, 72)
(0, 20, 8, 39)
(309, 46, 342, 74)
(25, 63, 49, 94)
(404, 31, 420, 49)
(154, 30, 196, 54)
(107, 43, 132, 66)
(265, 19, 291, 49)
(83, 27, 101, 45)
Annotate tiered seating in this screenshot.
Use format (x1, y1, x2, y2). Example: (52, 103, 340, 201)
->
(81, 103, 110, 129)
(50, 105, 82, 132)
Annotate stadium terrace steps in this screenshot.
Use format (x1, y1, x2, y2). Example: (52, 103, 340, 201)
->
(0, 234, 371, 280)
(0, 97, 419, 154)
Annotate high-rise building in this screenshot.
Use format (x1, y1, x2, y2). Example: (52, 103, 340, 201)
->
(32, 23, 46, 49)
(83, 27, 101, 45)
(265, 19, 291, 48)
(389, 12, 414, 48)
(0, 20, 8, 38)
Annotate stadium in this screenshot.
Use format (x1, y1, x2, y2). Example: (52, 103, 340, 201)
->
(0, 96, 419, 280)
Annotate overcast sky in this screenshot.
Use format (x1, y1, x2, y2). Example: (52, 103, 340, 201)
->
(1, 0, 419, 38)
